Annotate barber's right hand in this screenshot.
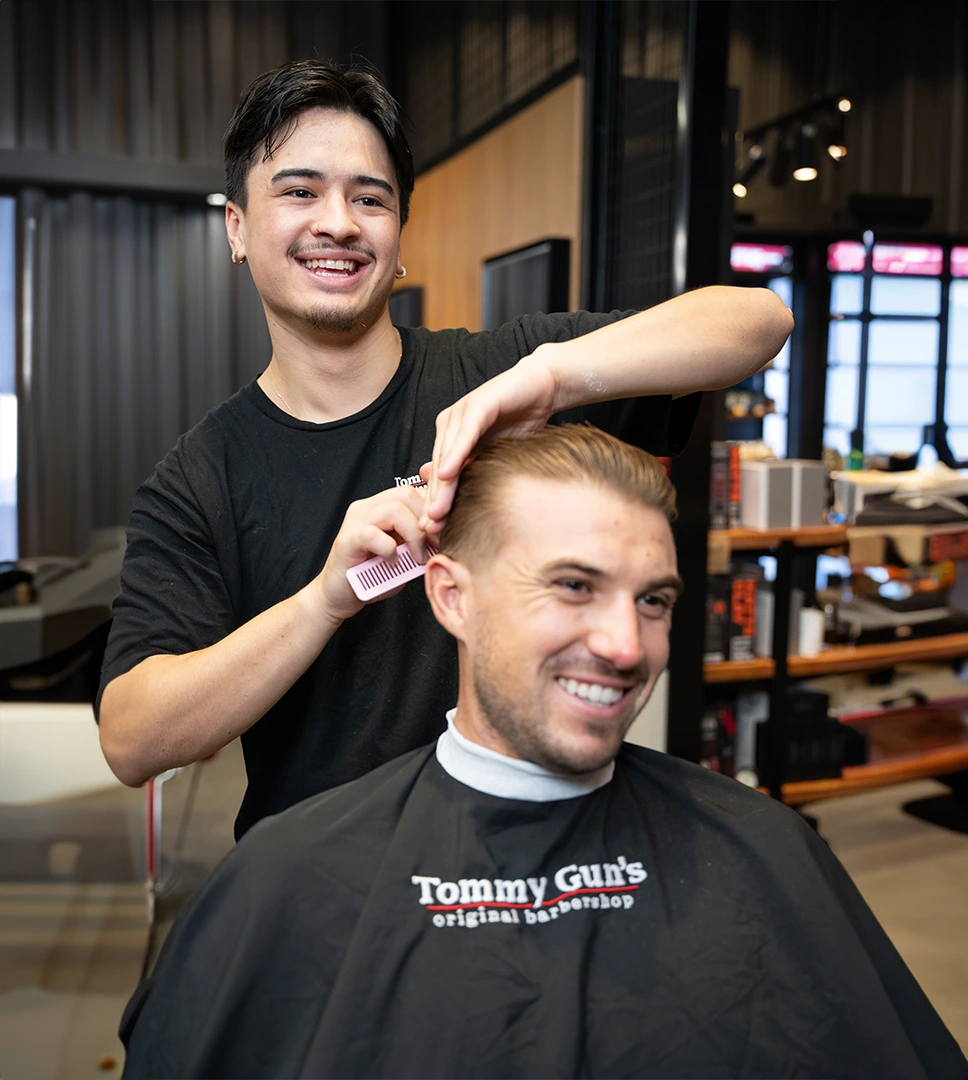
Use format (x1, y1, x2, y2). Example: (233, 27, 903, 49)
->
(313, 485, 429, 623)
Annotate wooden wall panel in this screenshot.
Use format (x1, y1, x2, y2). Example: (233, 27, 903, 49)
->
(400, 76, 585, 332)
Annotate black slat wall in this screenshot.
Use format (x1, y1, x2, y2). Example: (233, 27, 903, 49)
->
(0, 0, 388, 557)
(391, 0, 579, 174)
(611, 1, 687, 312)
(0, 0, 382, 164)
(729, 0, 968, 233)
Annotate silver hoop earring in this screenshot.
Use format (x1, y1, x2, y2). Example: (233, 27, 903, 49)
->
(232, 252, 246, 266)
(395, 267, 407, 279)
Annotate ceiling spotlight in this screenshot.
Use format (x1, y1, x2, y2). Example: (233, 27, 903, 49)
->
(793, 123, 818, 181)
(826, 112, 848, 160)
(206, 193, 228, 206)
(837, 98, 852, 113)
(733, 144, 767, 198)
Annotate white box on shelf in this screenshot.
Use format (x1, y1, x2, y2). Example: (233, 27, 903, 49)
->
(740, 460, 794, 529)
(789, 459, 828, 528)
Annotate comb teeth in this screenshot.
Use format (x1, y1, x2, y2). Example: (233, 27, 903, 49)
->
(346, 541, 439, 601)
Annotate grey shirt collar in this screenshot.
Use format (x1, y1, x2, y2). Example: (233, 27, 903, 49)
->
(435, 709, 614, 802)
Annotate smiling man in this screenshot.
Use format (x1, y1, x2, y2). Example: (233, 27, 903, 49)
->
(96, 59, 796, 839)
(119, 426, 965, 1080)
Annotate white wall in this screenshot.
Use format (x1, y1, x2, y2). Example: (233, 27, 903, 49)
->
(624, 669, 669, 752)
(0, 702, 123, 805)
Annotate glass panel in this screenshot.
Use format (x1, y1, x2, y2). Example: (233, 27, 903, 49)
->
(952, 247, 968, 278)
(945, 369, 968, 425)
(764, 277, 792, 371)
(730, 243, 792, 273)
(870, 275, 941, 316)
(823, 426, 851, 455)
(827, 319, 862, 366)
(830, 274, 864, 315)
(0, 196, 15, 562)
(768, 276, 793, 307)
(763, 368, 788, 414)
(948, 427, 968, 460)
(824, 364, 859, 428)
(871, 243, 944, 275)
(762, 413, 787, 459)
(868, 319, 939, 366)
(866, 367, 935, 426)
(949, 280, 968, 366)
(864, 426, 925, 455)
(827, 241, 866, 273)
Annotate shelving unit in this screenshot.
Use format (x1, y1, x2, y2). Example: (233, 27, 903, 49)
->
(780, 703, 968, 804)
(702, 526, 968, 802)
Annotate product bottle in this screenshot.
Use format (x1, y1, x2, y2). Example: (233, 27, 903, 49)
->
(819, 573, 842, 646)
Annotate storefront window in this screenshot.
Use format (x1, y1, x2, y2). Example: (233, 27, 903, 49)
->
(823, 240, 962, 462)
(730, 244, 793, 457)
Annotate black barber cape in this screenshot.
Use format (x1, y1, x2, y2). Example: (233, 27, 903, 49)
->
(121, 721, 967, 1079)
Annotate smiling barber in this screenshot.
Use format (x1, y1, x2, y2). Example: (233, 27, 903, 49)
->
(96, 60, 793, 839)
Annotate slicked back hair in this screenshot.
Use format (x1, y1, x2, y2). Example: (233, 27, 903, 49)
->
(439, 424, 678, 567)
(223, 60, 415, 225)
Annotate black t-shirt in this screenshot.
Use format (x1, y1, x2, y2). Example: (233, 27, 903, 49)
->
(119, 742, 967, 1079)
(99, 312, 699, 837)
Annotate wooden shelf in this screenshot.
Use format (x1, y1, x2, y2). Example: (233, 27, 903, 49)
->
(722, 525, 849, 550)
(704, 658, 774, 683)
(704, 633, 968, 683)
(708, 525, 848, 573)
(787, 632, 968, 677)
(781, 704, 968, 805)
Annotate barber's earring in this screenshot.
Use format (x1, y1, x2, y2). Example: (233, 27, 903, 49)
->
(232, 252, 246, 266)
(395, 266, 407, 279)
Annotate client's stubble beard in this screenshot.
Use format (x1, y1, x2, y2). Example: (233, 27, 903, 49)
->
(471, 624, 649, 775)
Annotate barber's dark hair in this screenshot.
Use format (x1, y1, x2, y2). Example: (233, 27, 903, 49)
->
(223, 60, 415, 225)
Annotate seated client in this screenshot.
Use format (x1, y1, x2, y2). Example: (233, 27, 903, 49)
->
(120, 424, 966, 1079)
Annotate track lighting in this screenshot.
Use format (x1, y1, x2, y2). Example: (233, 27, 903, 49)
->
(732, 144, 766, 198)
(793, 123, 818, 182)
(733, 93, 851, 198)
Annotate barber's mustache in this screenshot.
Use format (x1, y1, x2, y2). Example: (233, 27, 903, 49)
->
(288, 241, 377, 260)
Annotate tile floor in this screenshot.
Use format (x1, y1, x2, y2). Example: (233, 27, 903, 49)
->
(1, 742, 965, 1079)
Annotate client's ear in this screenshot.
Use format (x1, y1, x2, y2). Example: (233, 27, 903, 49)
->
(424, 554, 473, 642)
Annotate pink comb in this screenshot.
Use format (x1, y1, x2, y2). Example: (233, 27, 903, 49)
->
(346, 541, 438, 601)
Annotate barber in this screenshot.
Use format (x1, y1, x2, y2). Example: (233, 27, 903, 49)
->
(97, 60, 793, 838)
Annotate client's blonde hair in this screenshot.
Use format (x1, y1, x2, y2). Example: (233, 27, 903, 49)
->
(440, 423, 677, 565)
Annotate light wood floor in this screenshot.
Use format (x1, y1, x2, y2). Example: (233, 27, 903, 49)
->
(1, 744, 965, 1078)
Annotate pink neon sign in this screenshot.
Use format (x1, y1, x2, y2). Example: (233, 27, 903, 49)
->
(872, 243, 944, 275)
(827, 241, 866, 273)
(730, 243, 791, 273)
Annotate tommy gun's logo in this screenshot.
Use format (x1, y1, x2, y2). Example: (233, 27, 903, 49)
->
(411, 856, 648, 930)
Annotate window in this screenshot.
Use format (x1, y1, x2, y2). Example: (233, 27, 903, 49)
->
(730, 244, 793, 457)
(823, 240, 965, 462)
(0, 197, 15, 561)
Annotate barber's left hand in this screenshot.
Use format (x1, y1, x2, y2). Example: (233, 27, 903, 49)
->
(419, 350, 559, 535)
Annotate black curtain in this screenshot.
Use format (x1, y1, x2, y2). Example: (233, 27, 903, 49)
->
(17, 189, 270, 556)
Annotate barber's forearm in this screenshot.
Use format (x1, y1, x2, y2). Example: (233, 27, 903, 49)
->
(98, 581, 341, 787)
(532, 285, 794, 407)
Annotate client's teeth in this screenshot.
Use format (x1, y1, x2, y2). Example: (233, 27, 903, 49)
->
(557, 678, 624, 706)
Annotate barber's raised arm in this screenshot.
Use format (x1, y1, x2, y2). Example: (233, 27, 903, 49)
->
(98, 485, 429, 787)
(420, 285, 793, 534)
